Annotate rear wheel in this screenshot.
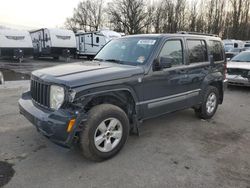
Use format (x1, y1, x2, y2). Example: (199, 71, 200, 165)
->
(195, 86, 219, 119)
(80, 104, 129, 161)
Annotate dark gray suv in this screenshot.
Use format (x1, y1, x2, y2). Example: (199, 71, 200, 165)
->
(19, 32, 227, 161)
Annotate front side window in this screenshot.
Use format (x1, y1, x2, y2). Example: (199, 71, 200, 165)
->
(187, 40, 208, 63)
(95, 38, 158, 65)
(159, 40, 183, 67)
(209, 40, 224, 61)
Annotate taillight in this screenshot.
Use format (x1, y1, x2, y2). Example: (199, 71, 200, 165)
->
(223, 62, 227, 80)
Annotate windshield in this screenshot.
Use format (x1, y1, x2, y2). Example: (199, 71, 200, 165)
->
(94, 37, 158, 65)
(231, 52, 250, 62)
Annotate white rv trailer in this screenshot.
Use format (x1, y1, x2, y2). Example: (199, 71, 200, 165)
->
(30, 28, 76, 59)
(0, 28, 33, 61)
(223, 39, 244, 52)
(76, 29, 121, 58)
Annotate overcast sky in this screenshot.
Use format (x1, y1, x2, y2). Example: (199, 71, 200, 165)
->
(0, 0, 80, 30)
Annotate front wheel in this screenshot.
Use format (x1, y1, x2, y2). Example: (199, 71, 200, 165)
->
(195, 86, 219, 119)
(80, 104, 129, 161)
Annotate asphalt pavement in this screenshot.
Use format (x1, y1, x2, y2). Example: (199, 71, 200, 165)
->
(0, 81, 250, 188)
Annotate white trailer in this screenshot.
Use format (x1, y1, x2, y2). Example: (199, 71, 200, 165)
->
(30, 28, 76, 59)
(223, 39, 244, 52)
(76, 29, 121, 59)
(0, 28, 33, 61)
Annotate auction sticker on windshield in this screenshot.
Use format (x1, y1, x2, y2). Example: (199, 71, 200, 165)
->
(137, 40, 156, 45)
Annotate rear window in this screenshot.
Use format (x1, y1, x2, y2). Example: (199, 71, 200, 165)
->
(187, 40, 208, 63)
(209, 40, 224, 61)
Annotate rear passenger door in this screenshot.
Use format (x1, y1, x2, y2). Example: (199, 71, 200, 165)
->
(185, 38, 210, 106)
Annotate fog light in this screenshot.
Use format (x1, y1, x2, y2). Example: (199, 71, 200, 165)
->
(67, 119, 76, 132)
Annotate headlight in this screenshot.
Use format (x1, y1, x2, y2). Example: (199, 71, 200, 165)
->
(50, 85, 65, 110)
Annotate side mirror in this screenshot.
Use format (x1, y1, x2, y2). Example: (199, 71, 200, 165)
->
(227, 58, 231, 62)
(160, 57, 172, 68)
(209, 55, 215, 66)
(153, 57, 173, 71)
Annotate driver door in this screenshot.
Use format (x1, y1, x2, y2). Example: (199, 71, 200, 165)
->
(142, 38, 191, 119)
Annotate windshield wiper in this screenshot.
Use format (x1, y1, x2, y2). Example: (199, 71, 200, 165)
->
(104, 59, 124, 64)
(93, 58, 124, 64)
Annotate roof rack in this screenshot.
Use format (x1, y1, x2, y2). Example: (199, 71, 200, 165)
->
(177, 31, 219, 37)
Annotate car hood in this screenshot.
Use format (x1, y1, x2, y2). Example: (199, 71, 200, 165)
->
(32, 61, 144, 88)
(227, 62, 250, 70)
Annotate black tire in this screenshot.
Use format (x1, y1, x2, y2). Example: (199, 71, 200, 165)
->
(195, 86, 219, 119)
(80, 104, 129, 161)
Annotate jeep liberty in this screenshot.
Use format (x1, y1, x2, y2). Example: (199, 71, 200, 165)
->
(19, 32, 227, 161)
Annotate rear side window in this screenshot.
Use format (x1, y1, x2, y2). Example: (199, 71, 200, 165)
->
(187, 40, 208, 63)
(209, 40, 224, 61)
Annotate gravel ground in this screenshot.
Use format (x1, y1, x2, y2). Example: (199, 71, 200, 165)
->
(0, 82, 250, 188)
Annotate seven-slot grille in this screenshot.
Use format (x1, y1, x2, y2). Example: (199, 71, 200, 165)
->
(30, 79, 50, 108)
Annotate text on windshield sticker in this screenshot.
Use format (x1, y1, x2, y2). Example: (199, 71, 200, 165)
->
(137, 40, 156, 45)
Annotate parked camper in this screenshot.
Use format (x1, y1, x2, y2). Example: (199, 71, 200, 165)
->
(223, 39, 244, 52)
(30, 28, 76, 59)
(243, 41, 250, 51)
(0, 28, 33, 62)
(76, 29, 121, 59)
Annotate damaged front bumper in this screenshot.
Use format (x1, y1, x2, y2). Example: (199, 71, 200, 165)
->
(227, 74, 250, 87)
(18, 91, 87, 148)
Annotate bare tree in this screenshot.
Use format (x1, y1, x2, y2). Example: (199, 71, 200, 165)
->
(65, 0, 104, 32)
(65, 0, 250, 40)
(189, 1, 198, 31)
(152, 1, 164, 33)
(65, 18, 78, 33)
(108, 0, 148, 34)
(230, 0, 243, 38)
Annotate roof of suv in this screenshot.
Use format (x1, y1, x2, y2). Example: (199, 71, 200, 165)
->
(123, 33, 221, 40)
